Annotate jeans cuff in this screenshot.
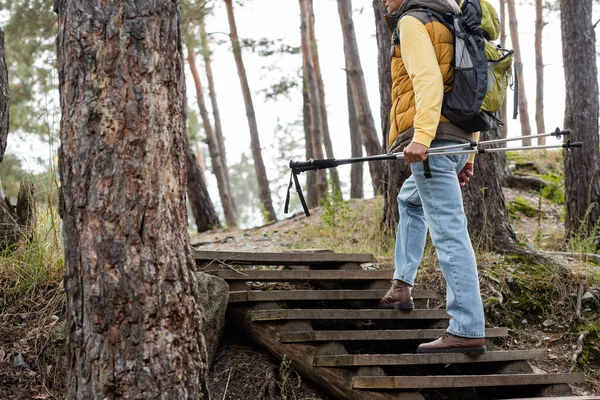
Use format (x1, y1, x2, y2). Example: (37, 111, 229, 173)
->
(392, 276, 414, 286)
(447, 328, 485, 339)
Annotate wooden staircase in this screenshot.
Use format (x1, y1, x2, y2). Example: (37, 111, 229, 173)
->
(195, 250, 587, 400)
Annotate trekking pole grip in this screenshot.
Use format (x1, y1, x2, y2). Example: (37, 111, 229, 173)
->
(552, 127, 571, 138)
(563, 140, 583, 151)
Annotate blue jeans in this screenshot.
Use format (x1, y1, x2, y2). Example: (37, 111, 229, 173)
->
(393, 140, 485, 338)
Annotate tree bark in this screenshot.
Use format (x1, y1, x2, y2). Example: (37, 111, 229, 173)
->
(308, 0, 341, 195)
(463, 128, 518, 251)
(347, 74, 363, 199)
(506, 0, 532, 144)
(373, 0, 411, 232)
(300, 0, 327, 204)
(560, 0, 600, 239)
(303, 80, 319, 209)
(338, 0, 383, 194)
(56, 0, 210, 398)
(535, 0, 546, 144)
(499, 0, 508, 139)
(187, 47, 238, 228)
(200, 15, 228, 169)
(224, 0, 277, 223)
(0, 28, 7, 160)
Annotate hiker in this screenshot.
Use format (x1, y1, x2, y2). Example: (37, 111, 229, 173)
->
(378, 0, 486, 354)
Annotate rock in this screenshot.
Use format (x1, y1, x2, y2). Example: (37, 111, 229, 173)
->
(542, 319, 554, 327)
(195, 272, 229, 367)
(13, 353, 29, 369)
(582, 291, 595, 305)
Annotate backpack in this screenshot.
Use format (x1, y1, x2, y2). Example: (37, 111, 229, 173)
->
(402, 0, 514, 132)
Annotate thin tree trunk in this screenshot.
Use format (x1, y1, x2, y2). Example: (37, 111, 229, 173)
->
(195, 141, 206, 174)
(338, 0, 383, 194)
(347, 74, 363, 199)
(56, 0, 210, 397)
(200, 15, 228, 169)
(373, 0, 411, 232)
(560, 0, 600, 239)
(299, 0, 327, 204)
(506, 0, 532, 145)
(0, 28, 7, 161)
(303, 81, 318, 208)
(535, 0, 546, 144)
(187, 47, 238, 228)
(224, 0, 277, 222)
(308, 0, 341, 195)
(499, 0, 508, 139)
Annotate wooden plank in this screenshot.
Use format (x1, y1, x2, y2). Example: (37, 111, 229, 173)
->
(280, 328, 509, 343)
(194, 250, 375, 265)
(251, 309, 449, 321)
(315, 349, 547, 367)
(227, 308, 424, 400)
(505, 397, 600, 400)
(210, 269, 391, 281)
(352, 373, 585, 390)
(229, 289, 438, 303)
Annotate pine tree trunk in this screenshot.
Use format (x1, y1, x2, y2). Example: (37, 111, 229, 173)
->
(56, 0, 211, 398)
(200, 15, 228, 169)
(347, 74, 363, 199)
(303, 81, 318, 208)
(506, 0, 532, 144)
(224, 0, 277, 223)
(187, 48, 238, 228)
(499, 0, 508, 139)
(463, 128, 517, 250)
(560, 0, 600, 239)
(0, 28, 7, 160)
(300, 0, 327, 204)
(338, 0, 383, 194)
(535, 0, 546, 144)
(309, 0, 341, 195)
(373, 0, 411, 231)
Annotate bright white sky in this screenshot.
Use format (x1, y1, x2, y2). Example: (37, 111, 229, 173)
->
(5, 0, 599, 225)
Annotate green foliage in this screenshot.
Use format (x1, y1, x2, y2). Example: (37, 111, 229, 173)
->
(540, 172, 565, 204)
(567, 203, 600, 255)
(319, 181, 350, 229)
(508, 197, 541, 218)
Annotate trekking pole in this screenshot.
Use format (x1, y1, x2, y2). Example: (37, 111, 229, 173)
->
(285, 137, 582, 217)
(417, 127, 571, 154)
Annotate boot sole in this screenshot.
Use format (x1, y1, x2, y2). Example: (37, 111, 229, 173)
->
(377, 301, 414, 310)
(416, 346, 487, 355)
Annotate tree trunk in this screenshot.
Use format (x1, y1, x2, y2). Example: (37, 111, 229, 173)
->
(0, 28, 7, 160)
(499, 0, 508, 139)
(463, 128, 517, 251)
(299, 0, 327, 204)
(224, 0, 277, 223)
(338, 0, 383, 194)
(535, 0, 546, 144)
(506, 0, 532, 144)
(308, 0, 341, 195)
(187, 47, 238, 228)
(373, 0, 411, 232)
(303, 81, 318, 208)
(56, 0, 211, 398)
(347, 75, 363, 199)
(195, 141, 206, 174)
(560, 0, 600, 239)
(200, 15, 228, 169)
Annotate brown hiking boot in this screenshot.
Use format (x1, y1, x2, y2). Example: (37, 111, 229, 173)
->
(417, 332, 486, 354)
(377, 280, 414, 310)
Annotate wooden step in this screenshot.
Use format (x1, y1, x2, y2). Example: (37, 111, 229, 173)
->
(229, 289, 438, 303)
(352, 373, 585, 389)
(280, 328, 509, 343)
(194, 250, 375, 265)
(210, 269, 391, 281)
(315, 349, 546, 367)
(251, 309, 449, 321)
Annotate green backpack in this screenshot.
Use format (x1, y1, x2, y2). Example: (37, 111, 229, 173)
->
(403, 0, 514, 132)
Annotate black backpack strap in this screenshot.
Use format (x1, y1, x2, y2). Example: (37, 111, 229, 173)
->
(402, 8, 456, 33)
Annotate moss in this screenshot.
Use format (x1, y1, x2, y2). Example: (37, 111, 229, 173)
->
(508, 197, 542, 218)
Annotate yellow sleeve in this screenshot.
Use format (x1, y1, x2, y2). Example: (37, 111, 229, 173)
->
(399, 16, 444, 148)
(468, 131, 480, 164)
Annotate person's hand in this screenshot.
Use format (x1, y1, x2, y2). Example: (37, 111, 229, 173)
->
(403, 142, 429, 165)
(458, 162, 474, 187)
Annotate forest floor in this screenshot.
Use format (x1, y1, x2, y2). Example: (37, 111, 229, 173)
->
(1, 152, 599, 399)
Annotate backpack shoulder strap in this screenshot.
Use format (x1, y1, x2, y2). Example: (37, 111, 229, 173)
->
(401, 8, 455, 32)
